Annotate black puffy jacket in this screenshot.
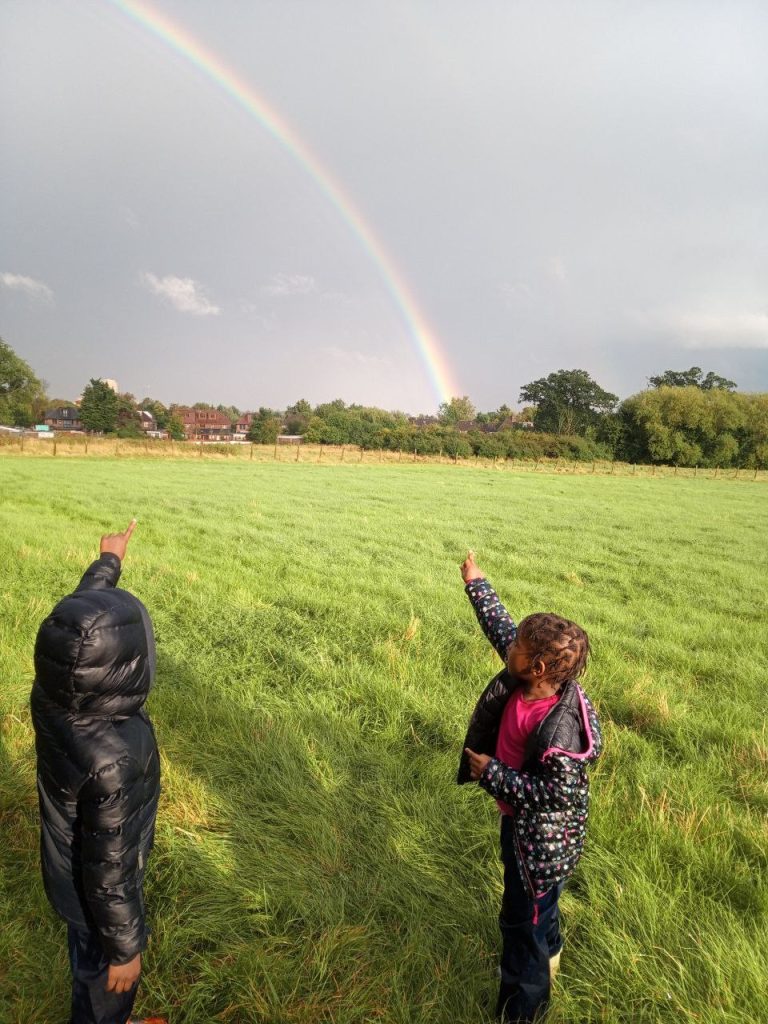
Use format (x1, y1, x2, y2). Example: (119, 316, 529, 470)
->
(30, 553, 160, 964)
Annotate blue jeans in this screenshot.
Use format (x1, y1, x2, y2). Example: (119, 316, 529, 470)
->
(497, 816, 564, 1023)
(67, 926, 138, 1024)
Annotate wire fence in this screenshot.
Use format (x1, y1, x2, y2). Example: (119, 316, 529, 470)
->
(1, 433, 765, 481)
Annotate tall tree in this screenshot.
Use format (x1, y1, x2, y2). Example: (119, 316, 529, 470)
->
(438, 395, 476, 424)
(246, 407, 282, 443)
(0, 338, 46, 426)
(519, 369, 618, 435)
(648, 366, 737, 391)
(79, 379, 119, 433)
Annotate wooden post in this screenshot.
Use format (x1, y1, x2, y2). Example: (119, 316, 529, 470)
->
(19, 433, 24, 451)
(674, 465, 678, 476)
(53, 438, 57, 456)
(694, 465, 697, 477)
(379, 448, 383, 463)
(359, 446, 364, 462)
(651, 464, 655, 476)
(632, 463, 636, 475)
(734, 467, 739, 479)
(85, 437, 88, 455)
(398, 448, 402, 462)
(413, 448, 417, 462)
(199, 442, 203, 457)
(611, 460, 616, 474)
(714, 466, 719, 478)
(273, 440, 278, 460)
(295, 443, 300, 462)
(341, 445, 345, 462)
(439, 447, 443, 464)
(534, 459, 539, 472)
(754, 467, 759, 480)
(250, 443, 254, 460)
(319, 445, 323, 462)
(493, 456, 497, 468)
(591, 461, 596, 474)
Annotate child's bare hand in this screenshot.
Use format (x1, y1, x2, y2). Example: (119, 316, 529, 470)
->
(106, 953, 141, 993)
(100, 519, 137, 562)
(465, 748, 491, 780)
(460, 550, 484, 584)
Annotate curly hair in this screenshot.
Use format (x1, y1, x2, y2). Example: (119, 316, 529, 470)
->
(515, 613, 590, 690)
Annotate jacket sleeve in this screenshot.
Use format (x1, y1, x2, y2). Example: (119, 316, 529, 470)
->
(75, 553, 122, 593)
(477, 752, 582, 812)
(79, 757, 147, 964)
(465, 578, 517, 661)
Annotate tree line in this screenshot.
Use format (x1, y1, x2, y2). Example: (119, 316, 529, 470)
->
(1, 337, 765, 468)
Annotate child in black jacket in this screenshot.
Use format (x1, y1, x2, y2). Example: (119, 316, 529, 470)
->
(458, 552, 602, 1024)
(31, 521, 165, 1024)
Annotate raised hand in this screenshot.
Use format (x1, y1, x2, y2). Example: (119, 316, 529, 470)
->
(460, 549, 484, 584)
(100, 519, 137, 562)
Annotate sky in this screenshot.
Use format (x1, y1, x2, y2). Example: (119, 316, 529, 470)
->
(1, 0, 767, 414)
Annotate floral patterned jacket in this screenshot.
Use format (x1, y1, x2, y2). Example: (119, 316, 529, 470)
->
(458, 578, 602, 898)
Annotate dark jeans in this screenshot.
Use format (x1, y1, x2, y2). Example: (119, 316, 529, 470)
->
(497, 816, 564, 1024)
(67, 926, 138, 1024)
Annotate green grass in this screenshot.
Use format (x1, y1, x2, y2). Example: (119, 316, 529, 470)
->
(1, 458, 766, 1024)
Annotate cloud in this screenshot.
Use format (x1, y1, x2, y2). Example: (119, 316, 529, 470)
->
(140, 272, 220, 315)
(323, 345, 390, 367)
(0, 272, 53, 302)
(632, 310, 768, 349)
(263, 273, 318, 296)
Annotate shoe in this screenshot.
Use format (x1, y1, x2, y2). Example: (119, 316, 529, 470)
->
(549, 951, 561, 982)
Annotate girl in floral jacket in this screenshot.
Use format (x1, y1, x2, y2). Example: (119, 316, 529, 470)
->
(458, 552, 602, 1024)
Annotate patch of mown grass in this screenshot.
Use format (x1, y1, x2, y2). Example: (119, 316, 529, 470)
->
(1, 459, 766, 1022)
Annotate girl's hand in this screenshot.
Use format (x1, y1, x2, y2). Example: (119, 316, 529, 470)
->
(465, 748, 491, 780)
(461, 550, 484, 584)
(106, 953, 141, 993)
(100, 519, 137, 562)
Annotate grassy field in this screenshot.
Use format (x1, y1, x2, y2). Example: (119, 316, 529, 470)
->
(1, 458, 766, 1024)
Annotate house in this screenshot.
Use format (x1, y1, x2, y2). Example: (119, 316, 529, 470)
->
(174, 408, 233, 441)
(138, 410, 157, 432)
(233, 413, 254, 441)
(44, 406, 83, 431)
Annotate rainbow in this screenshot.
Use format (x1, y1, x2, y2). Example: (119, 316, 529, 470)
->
(106, 0, 460, 406)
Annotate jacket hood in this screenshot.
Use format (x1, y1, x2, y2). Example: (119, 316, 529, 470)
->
(34, 586, 154, 717)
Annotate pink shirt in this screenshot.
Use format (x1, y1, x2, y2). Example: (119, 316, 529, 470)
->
(495, 689, 560, 816)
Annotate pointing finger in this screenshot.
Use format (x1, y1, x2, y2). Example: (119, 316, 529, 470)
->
(124, 518, 138, 539)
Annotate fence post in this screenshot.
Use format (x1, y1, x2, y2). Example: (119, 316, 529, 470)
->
(295, 443, 300, 462)
(85, 437, 88, 455)
(398, 448, 402, 462)
(674, 465, 678, 476)
(19, 433, 24, 451)
(714, 466, 718, 478)
(610, 460, 615, 474)
(413, 448, 417, 462)
(591, 461, 596, 474)
(250, 443, 254, 460)
(341, 445, 345, 462)
(199, 442, 203, 458)
(360, 447, 364, 462)
(694, 465, 697, 477)
(53, 438, 57, 456)
(273, 441, 278, 460)
(319, 445, 323, 462)
(754, 467, 759, 480)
